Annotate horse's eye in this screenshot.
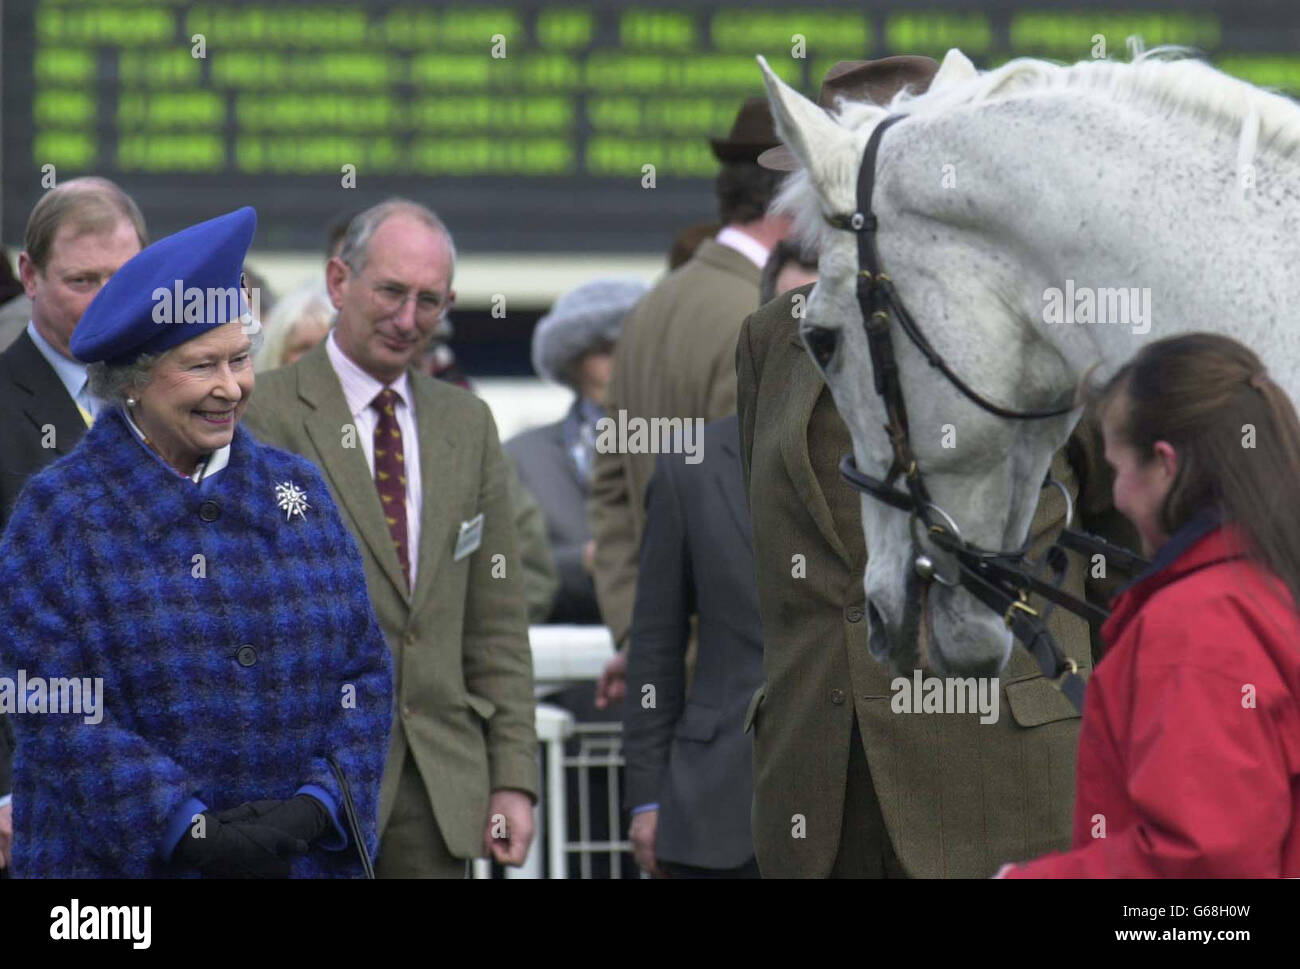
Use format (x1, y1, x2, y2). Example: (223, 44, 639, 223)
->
(802, 324, 840, 369)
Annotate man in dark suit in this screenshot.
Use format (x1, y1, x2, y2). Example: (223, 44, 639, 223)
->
(0, 177, 146, 873)
(0, 178, 147, 522)
(622, 415, 763, 878)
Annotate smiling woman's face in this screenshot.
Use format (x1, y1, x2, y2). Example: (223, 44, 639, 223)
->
(133, 320, 255, 474)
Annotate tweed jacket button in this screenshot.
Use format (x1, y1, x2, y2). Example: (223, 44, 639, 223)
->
(831, 689, 846, 705)
(236, 644, 257, 667)
(845, 605, 864, 623)
(199, 500, 220, 522)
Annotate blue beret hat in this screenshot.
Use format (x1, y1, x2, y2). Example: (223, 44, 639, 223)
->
(71, 206, 257, 365)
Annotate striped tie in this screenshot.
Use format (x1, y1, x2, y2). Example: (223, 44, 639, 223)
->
(371, 388, 410, 589)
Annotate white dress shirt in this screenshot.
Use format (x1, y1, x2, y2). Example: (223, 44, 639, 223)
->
(325, 331, 423, 586)
(714, 226, 772, 271)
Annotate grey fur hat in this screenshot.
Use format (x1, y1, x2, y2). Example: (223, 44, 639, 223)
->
(532, 278, 649, 389)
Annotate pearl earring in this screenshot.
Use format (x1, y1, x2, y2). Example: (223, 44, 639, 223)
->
(126, 396, 136, 407)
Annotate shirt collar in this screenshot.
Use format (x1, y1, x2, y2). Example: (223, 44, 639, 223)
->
(120, 405, 230, 484)
(714, 226, 772, 270)
(27, 319, 92, 407)
(325, 330, 412, 417)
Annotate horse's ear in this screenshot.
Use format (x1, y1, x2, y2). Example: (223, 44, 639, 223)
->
(756, 55, 849, 183)
(931, 49, 978, 91)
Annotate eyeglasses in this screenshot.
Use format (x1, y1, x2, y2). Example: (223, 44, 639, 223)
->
(363, 274, 446, 324)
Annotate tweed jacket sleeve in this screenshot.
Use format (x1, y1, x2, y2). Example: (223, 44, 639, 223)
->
(587, 408, 638, 646)
(504, 454, 560, 624)
(462, 413, 540, 799)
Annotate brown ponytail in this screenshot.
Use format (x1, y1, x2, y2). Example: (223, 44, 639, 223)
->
(1095, 332, 1300, 612)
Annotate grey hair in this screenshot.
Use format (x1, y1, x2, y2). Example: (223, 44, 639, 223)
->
(336, 198, 457, 283)
(86, 326, 265, 406)
(86, 352, 162, 406)
(255, 280, 334, 372)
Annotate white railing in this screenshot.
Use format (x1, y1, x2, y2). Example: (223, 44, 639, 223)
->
(471, 625, 637, 879)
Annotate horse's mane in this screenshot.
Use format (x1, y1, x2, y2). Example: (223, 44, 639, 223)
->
(775, 48, 1300, 254)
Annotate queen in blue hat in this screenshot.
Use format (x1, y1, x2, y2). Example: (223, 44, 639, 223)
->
(0, 207, 393, 878)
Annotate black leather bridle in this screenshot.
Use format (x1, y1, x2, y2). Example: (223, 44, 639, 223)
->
(816, 113, 1148, 711)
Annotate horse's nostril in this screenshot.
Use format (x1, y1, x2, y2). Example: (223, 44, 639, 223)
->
(866, 600, 884, 628)
(801, 324, 839, 369)
(865, 600, 891, 663)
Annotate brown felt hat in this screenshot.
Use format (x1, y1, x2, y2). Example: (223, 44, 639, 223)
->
(710, 97, 781, 163)
(758, 56, 941, 171)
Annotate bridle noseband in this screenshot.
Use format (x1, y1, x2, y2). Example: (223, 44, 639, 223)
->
(823, 113, 1149, 711)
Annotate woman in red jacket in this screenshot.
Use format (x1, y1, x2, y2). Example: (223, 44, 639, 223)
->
(1002, 333, 1300, 878)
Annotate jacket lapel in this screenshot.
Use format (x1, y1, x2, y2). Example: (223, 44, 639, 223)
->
(295, 342, 411, 604)
(781, 336, 854, 569)
(409, 373, 459, 613)
(9, 332, 86, 455)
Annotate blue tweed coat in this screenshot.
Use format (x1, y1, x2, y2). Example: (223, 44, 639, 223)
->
(0, 407, 393, 877)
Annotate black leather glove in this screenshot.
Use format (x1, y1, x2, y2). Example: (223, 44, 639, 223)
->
(174, 813, 308, 878)
(214, 795, 331, 844)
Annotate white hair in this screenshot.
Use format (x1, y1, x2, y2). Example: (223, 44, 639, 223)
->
(255, 280, 335, 372)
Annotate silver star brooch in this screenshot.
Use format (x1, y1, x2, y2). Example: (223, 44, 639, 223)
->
(274, 481, 310, 521)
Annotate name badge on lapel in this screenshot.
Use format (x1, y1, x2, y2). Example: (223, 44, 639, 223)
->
(453, 513, 485, 562)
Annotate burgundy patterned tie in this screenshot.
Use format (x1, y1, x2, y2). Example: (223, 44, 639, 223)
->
(371, 388, 410, 589)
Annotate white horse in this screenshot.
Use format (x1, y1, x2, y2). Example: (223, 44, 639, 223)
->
(758, 48, 1300, 677)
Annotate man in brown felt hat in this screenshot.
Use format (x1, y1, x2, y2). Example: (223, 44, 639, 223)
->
(755, 56, 942, 171)
(588, 96, 792, 706)
(737, 55, 1108, 877)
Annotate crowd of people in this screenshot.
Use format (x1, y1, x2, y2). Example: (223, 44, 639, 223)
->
(0, 53, 1297, 879)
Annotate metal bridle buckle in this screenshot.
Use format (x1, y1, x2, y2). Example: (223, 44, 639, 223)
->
(1050, 657, 1080, 692)
(1003, 594, 1039, 629)
(850, 212, 865, 230)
